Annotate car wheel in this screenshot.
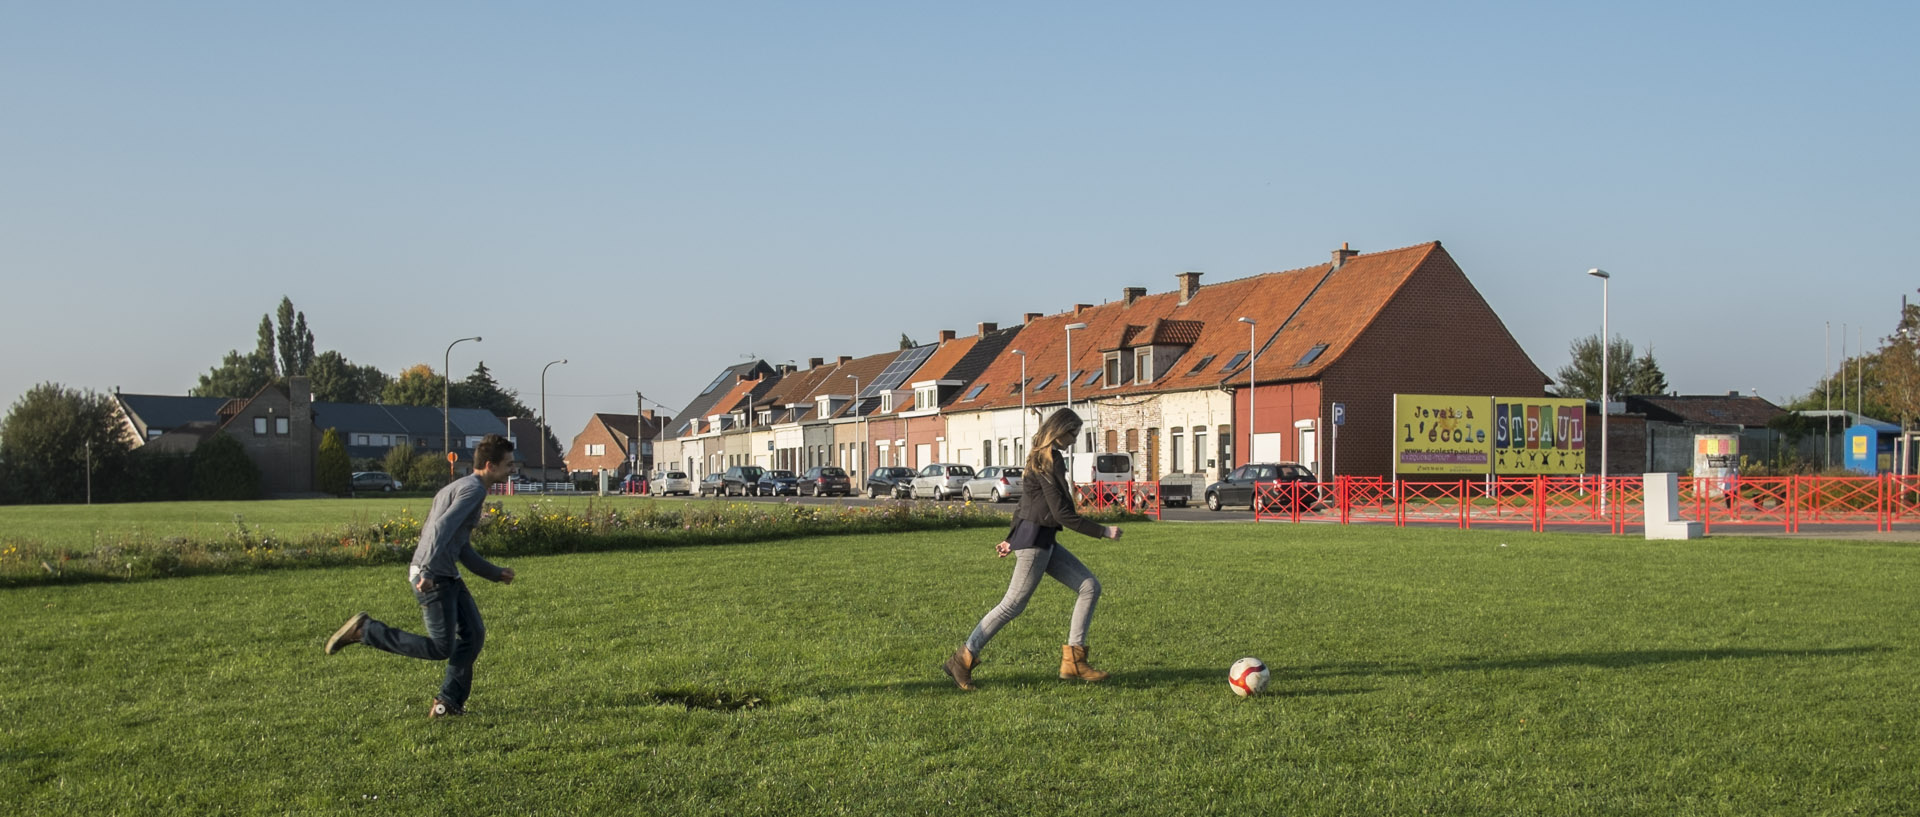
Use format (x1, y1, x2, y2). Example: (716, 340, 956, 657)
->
(963, 487, 974, 501)
(1206, 492, 1222, 512)
(991, 489, 1004, 503)
(383, 485, 394, 492)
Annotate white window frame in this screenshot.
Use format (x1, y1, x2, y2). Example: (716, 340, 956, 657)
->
(1135, 349, 1152, 384)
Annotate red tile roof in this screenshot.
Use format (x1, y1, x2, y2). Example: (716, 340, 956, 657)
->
(961, 242, 1451, 411)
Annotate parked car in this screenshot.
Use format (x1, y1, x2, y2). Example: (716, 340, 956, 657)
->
(720, 466, 766, 497)
(865, 466, 917, 499)
(351, 471, 401, 493)
(960, 466, 1024, 503)
(651, 471, 692, 496)
(799, 466, 851, 497)
(507, 473, 543, 493)
(1204, 462, 1321, 511)
(620, 473, 649, 494)
(755, 469, 800, 496)
(909, 463, 977, 501)
(698, 473, 728, 497)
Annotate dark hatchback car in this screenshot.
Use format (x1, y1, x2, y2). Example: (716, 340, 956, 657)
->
(1204, 462, 1321, 511)
(698, 473, 728, 497)
(720, 466, 765, 497)
(799, 466, 851, 496)
(865, 466, 916, 499)
(754, 469, 800, 496)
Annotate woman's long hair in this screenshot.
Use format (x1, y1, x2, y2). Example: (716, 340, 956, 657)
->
(1026, 408, 1082, 474)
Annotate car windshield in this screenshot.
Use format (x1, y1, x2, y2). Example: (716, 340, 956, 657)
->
(886, 468, 913, 477)
(767, 470, 794, 479)
(740, 468, 764, 479)
(820, 468, 845, 477)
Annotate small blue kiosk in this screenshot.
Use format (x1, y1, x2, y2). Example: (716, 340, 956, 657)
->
(1843, 419, 1900, 474)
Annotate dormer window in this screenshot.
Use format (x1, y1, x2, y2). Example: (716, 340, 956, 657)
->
(1102, 351, 1128, 389)
(1135, 348, 1153, 384)
(881, 392, 895, 413)
(914, 384, 937, 410)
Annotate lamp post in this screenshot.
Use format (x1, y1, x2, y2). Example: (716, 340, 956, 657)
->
(1010, 349, 1027, 452)
(541, 358, 567, 483)
(1588, 269, 1610, 509)
(443, 336, 482, 469)
(846, 374, 863, 491)
(1238, 317, 1256, 464)
(1064, 323, 1087, 454)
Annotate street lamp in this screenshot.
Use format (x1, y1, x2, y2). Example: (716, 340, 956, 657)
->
(1238, 317, 1256, 464)
(846, 373, 864, 491)
(1588, 269, 1610, 509)
(443, 336, 482, 468)
(1010, 348, 1027, 453)
(541, 358, 567, 483)
(1064, 322, 1087, 454)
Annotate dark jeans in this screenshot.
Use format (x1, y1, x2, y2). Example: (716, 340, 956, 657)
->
(361, 576, 487, 708)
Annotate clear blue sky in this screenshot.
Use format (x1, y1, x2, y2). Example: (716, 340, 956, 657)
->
(4, 2, 1914, 440)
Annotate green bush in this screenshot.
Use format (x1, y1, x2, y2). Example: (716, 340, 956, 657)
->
(382, 441, 415, 485)
(118, 451, 193, 503)
(406, 452, 451, 491)
(189, 432, 261, 501)
(316, 429, 351, 496)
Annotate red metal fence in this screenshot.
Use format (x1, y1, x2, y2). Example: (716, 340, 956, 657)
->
(1224, 474, 1904, 534)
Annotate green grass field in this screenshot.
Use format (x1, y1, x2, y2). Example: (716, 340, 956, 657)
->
(3, 523, 1915, 815)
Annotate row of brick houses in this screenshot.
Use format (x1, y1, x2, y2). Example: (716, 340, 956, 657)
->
(656, 241, 1556, 487)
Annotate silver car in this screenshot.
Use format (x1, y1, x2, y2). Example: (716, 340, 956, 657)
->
(908, 463, 976, 501)
(960, 466, 1024, 503)
(651, 471, 692, 496)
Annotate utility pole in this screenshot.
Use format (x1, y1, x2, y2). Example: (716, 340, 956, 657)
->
(636, 390, 644, 485)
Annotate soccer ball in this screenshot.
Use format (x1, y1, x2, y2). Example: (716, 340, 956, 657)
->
(1228, 656, 1270, 697)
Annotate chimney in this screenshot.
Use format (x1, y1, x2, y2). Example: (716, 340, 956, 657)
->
(1728, 390, 1740, 397)
(1331, 242, 1358, 269)
(1074, 303, 1093, 314)
(938, 329, 956, 343)
(1024, 312, 1043, 324)
(977, 322, 997, 335)
(809, 357, 824, 369)
(778, 363, 797, 375)
(641, 409, 655, 420)
(837, 355, 852, 365)
(1176, 272, 1203, 306)
(1123, 286, 1146, 306)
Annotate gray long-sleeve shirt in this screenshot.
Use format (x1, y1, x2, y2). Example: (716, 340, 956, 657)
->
(409, 475, 506, 581)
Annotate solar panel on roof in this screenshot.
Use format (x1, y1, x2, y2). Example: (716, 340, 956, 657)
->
(699, 370, 734, 395)
(862, 345, 937, 397)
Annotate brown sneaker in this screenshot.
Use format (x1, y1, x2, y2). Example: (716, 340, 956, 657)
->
(428, 698, 465, 718)
(942, 647, 980, 691)
(324, 612, 370, 655)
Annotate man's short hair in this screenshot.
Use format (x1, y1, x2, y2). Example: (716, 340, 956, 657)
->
(475, 433, 515, 468)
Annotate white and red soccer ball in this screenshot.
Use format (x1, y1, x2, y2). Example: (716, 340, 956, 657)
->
(1228, 656, 1270, 697)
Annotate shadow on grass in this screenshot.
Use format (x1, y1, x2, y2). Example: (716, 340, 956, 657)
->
(820, 667, 1377, 698)
(1287, 646, 1893, 680)
(818, 646, 1891, 698)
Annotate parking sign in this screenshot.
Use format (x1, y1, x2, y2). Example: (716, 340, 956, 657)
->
(1332, 403, 1345, 426)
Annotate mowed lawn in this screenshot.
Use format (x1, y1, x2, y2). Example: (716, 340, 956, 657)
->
(2, 523, 1916, 815)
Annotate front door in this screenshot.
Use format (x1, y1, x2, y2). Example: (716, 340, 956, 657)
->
(1298, 428, 1318, 474)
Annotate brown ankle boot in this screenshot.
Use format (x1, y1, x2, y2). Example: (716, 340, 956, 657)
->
(942, 647, 980, 691)
(1060, 645, 1109, 682)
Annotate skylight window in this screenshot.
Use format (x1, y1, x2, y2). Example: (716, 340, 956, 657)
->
(1082, 369, 1101, 386)
(1293, 343, 1328, 368)
(1221, 351, 1248, 371)
(1186, 354, 1216, 375)
(1033, 374, 1057, 391)
(963, 384, 986, 401)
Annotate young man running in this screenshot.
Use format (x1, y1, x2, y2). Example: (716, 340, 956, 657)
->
(325, 433, 518, 718)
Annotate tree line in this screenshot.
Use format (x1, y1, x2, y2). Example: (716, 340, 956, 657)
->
(0, 297, 555, 505)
